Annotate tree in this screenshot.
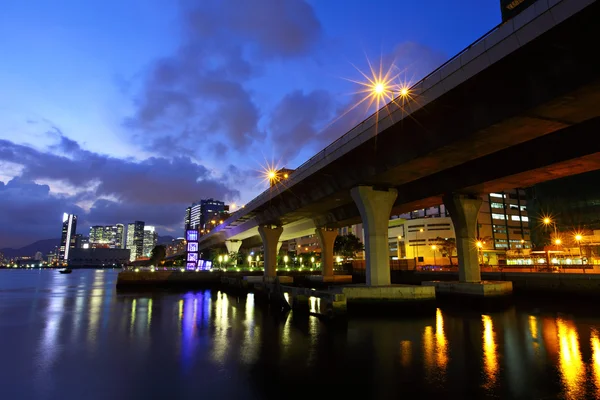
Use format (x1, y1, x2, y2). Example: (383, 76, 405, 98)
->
(434, 237, 456, 266)
(334, 234, 364, 261)
(149, 245, 167, 266)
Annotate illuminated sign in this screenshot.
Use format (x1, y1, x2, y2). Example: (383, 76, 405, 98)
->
(187, 242, 198, 252)
(186, 230, 198, 242)
(186, 229, 199, 270)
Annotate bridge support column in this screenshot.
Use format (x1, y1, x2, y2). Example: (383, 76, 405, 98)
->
(225, 240, 242, 254)
(443, 193, 482, 283)
(351, 186, 398, 286)
(258, 225, 283, 278)
(316, 228, 338, 277)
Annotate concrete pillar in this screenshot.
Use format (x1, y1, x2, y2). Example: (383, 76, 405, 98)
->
(225, 240, 242, 254)
(258, 225, 283, 277)
(443, 193, 483, 283)
(316, 228, 338, 277)
(350, 186, 398, 286)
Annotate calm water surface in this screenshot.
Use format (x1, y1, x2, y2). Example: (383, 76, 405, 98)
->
(1, 269, 600, 399)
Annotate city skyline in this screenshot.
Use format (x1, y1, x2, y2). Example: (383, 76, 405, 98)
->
(0, 0, 501, 247)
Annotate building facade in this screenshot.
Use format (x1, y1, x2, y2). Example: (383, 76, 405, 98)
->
(143, 226, 158, 257)
(526, 170, 600, 247)
(68, 248, 130, 267)
(59, 213, 77, 262)
(185, 199, 229, 233)
(126, 221, 145, 261)
(89, 224, 124, 248)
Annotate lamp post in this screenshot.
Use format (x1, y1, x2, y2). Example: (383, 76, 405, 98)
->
(283, 255, 289, 270)
(218, 255, 223, 270)
(247, 255, 252, 269)
(431, 245, 437, 266)
(575, 234, 585, 273)
(311, 256, 315, 270)
(476, 241, 483, 266)
(397, 235, 402, 259)
(415, 228, 423, 266)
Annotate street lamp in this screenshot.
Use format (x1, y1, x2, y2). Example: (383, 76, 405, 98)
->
(575, 234, 585, 272)
(218, 255, 223, 270)
(283, 255, 289, 269)
(247, 255, 252, 269)
(415, 228, 424, 265)
(430, 245, 437, 266)
(311, 256, 315, 270)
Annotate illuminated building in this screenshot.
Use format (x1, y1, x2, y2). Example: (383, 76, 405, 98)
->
(59, 213, 77, 262)
(126, 221, 145, 261)
(143, 226, 158, 257)
(184, 199, 229, 233)
(68, 248, 130, 267)
(89, 224, 124, 248)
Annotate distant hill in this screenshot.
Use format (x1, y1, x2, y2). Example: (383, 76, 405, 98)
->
(157, 235, 176, 245)
(1, 238, 59, 259)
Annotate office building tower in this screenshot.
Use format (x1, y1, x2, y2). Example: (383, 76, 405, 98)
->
(184, 199, 229, 233)
(59, 213, 77, 262)
(126, 221, 145, 261)
(143, 226, 158, 257)
(89, 224, 125, 248)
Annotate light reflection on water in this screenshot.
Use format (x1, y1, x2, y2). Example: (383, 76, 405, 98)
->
(482, 314, 498, 389)
(3, 270, 600, 399)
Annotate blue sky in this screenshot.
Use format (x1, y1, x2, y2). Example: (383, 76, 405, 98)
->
(0, 0, 501, 247)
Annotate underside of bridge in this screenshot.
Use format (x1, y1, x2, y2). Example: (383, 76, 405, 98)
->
(199, 0, 600, 289)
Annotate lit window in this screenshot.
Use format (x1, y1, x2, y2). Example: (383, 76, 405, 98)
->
(490, 193, 505, 198)
(522, 216, 529, 222)
(491, 202, 504, 209)
(492, 213, 506, 220)
(511, 215, 520, 221)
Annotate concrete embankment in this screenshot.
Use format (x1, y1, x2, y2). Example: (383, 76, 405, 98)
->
(116, 270, 224, 288)
(393, 271, 600, 296)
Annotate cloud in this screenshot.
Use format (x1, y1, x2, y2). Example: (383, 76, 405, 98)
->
(125, 0, 322, 156)
(268, 90, 335, 162)
(0, 136, 240, 247)
(0, 178, 84, 248)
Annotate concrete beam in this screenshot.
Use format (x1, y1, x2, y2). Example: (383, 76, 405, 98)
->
(442, 193, 482, 283)
(351, 186, 398, 286)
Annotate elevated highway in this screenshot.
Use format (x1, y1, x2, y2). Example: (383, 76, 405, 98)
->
(198, 0, 600, 289)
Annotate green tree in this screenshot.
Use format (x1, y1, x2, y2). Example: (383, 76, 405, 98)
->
(149, 245, 167, 266)
(434, 237, 456, 266)
(334, 234, 364, 261)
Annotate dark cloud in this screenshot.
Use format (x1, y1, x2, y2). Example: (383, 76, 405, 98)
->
(0, 178, 84, 248)
(0, 136, 240, 247)
(269, 90, 335, 162)
(125, 0, 322, 155)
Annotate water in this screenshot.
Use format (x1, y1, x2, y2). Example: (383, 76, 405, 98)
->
(1, 270, 600, 400)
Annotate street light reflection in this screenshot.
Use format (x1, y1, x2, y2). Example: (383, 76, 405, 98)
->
(591, 329, 600, 397)
(557, 318, 585, 399)
(482, 315, 498, 389)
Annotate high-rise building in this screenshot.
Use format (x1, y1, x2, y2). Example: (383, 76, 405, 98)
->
(59, 213, 77, 262)
(126, 221, 145, 261)
(184, 199, 229, 233)
(89, 224, 125, 248)
(143, 226, 158, 257)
